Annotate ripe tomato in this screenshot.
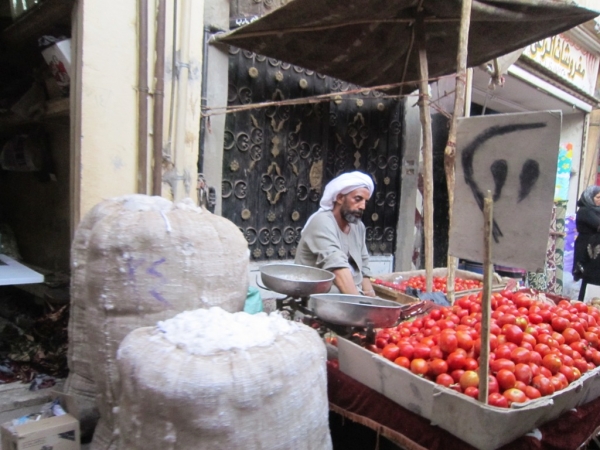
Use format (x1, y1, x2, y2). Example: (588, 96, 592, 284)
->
(490, 358, 515, 374)
(447, 351, 467, 371)
(450, 369, 465, 384)
(497, 369, 516, 391)
(524, 385, 542, 400)
(381, 344, 401, 361)
(488, 392, 509, 408)
(542, 353, 562, 374)
(394, 356, 411, 369)
(459, 370, 480, 390)
(562, 328, 581, 345)
(487, 375, 500, 394)
(510, 347, 531, 365)
(551, 317, 569, 333)
(436, 373, 454, 387)
(532, 375, 555, 396)
(428, 358, 449, 377)
(413, 343, 431, 360)
(397, 343, 415, 359)
(559, 364, 575, 383)
(456, 330, 474, 351)
(464, 357, 479, 371)
(410, 358, 429, 376)
(464, 386, 479, 399)
(438, 332, 458, 354)
(504, 388, 528, 404)
(514, 363, 533, 385)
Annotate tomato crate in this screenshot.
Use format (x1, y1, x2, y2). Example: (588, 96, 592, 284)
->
(371, 267, 506, 304)
(338, 337, 600, 450)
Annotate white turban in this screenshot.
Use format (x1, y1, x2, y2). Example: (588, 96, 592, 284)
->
(303, 171, 375, 230)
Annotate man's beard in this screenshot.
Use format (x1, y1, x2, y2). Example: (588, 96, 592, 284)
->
(342, 208, 363, 224)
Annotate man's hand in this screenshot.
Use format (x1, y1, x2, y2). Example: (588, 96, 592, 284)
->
(361, 277, 376, 297)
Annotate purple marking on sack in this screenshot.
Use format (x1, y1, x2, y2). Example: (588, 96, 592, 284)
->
(150, 289, 169, 305)
(146, 257, 166, 278)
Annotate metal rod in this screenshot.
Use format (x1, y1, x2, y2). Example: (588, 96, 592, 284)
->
(152, 0, 166, 195)
(137, 0, 149, 194)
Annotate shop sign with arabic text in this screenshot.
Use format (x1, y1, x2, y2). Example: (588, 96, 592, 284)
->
(523, 34, 599, 96)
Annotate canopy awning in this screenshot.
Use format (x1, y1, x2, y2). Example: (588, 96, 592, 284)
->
(216, 0, 599, 89)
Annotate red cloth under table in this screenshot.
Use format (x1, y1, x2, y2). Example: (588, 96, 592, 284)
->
(327, 361, 600, 450)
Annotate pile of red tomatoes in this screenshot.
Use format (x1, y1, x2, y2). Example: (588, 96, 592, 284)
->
(372, 275, 483, 293)
(368, 290, 600, 408)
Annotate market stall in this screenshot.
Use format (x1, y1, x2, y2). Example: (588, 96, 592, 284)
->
(327, 360, 600, 450)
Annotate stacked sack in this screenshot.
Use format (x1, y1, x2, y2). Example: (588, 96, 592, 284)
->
(116, 308, 332, 450)
(63, 195, 249, 449)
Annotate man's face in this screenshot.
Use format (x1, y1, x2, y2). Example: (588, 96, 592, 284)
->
(339, 188, 371, 224)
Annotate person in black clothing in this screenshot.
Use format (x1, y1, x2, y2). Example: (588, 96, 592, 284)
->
(573, 186, 600, 301)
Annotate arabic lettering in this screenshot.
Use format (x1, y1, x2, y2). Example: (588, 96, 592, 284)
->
(528, 35, 587, 80)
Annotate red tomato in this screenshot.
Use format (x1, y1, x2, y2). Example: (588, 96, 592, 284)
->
(450, 369, 465, 384)
(551, 317, 569, 333)
(464, 357, 479, 371)
(504, 324, 524, 345)
(491, 358, 515, 374)
(542, 353, 562, 374)
(488, 392, 509, 408)
(436, 373, 454, 387)
(397, 343, 414, 359)
(487, 375, 500, 394)
(447, 351, 467, 371)
(428, 358, 449, 377)
(464, 386, 479, 399)
(514, 363, 533, 385)
(413, 343, 431, 360)
(381, 344, 401, 361)
(532, 375, 555, 396)
(394, 356, 410, 369)
(525, 385, 542, 400)
(497, 369, 516, 391)
(504, 388, 528, 404)
(410, 358, 429, 376)
(459, 370, 480, 390)
(510, 347, 531, 365)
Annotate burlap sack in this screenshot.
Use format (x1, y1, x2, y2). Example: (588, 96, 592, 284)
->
(64, 197, 130, 439)
(79, 195, 248, 450)
(116, 309, 332, 450)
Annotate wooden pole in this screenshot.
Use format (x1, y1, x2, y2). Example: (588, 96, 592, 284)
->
(445, 0, 473, 304)
(478, 190, 493, 403)
(416, 12, 434, 293)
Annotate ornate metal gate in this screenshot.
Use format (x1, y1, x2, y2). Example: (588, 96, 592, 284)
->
(222, 47, 403, 261)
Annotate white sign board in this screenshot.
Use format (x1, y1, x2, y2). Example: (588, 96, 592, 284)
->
(523, 34, 600, 97)
(449, 111, 561, 272)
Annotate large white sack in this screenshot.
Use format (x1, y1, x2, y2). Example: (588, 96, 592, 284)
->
(64, 197, 134, 438)
(84, 196, 249, 450)
(116, 308, 332, 450)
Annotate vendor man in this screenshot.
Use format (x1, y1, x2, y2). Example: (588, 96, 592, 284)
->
(295, 171, 376, 297)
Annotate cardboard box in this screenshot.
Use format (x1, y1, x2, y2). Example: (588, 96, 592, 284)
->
(338, 337, 600, 450)
(372, 267, 506, 304)
(1, 393, 80, 450)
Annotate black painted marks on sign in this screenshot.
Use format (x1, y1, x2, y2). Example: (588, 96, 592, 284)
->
(461, 122, 547, 243)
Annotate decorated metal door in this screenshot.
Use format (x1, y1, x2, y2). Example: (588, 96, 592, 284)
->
(222, 47, 403, 261)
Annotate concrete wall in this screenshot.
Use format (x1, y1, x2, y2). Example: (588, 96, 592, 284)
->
(72, 0, 205, 228)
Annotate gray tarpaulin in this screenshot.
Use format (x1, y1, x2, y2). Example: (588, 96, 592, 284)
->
(216, 0, 599, 89)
